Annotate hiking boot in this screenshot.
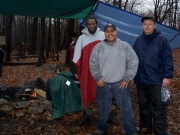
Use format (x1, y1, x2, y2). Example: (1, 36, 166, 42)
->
(93, 129, 107, 135)
(140, 128, 152, 135)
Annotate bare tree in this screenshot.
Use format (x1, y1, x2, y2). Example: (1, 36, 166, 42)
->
(178, 12, 180, 30)
(53, 18, 57, 61)
(103, 0, 179, 29)
(111, 0, 140, 12)
(153, 0, 178, 24)
(172, 0, 178, 28)
(36, 17, 45, 67)
(31, 17, 38, 54)
(123, 0, 129, 10)
(0, 15, 6, 35)
(46, 17, 52, 58)
(22, 16, 27, 58)
(128, 0, 141, 12)
(65, 19, 75, 66)
(5, 15, 13, 61)
(119, 0, 122, 8)
(56, 18, 61, 61)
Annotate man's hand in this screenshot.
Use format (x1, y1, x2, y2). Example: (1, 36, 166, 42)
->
(97, 79, 105, 87)
(162, 78, 171, 87)
(118, 80, 128, 89)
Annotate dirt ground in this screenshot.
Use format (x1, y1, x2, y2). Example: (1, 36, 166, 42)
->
(0, 49, 180, 135)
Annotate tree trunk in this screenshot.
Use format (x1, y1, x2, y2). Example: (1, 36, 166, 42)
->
(46, 17, 51, 58)
(53, 19, 57, 61)
(31, 17, 38, 54)
(123, 0, 129, 10)
(65, 19, 75, 66)
(36, 17, 45, 67)
(5, 15, 13, 62)
(119, 0, 122, 8)
(56, 18, 60, 61)
(172, 0, 178, 29)
(23, 16, 27, 58)
(1, 15, 6, 35)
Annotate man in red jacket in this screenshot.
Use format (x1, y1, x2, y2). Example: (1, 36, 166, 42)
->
(73, 16, 105, 124)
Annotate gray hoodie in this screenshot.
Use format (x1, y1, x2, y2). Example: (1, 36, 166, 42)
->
(89, 38, 139, 83)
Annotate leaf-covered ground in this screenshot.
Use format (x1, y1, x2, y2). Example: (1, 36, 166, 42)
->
(0, 49, 180, 135)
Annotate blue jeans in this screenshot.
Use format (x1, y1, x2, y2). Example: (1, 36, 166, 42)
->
(96, 82, 137, 135)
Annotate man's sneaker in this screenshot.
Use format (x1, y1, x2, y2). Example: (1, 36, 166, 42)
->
(93, 129, 107, 135)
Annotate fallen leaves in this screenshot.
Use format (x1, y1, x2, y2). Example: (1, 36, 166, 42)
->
(0, 49, 180, 134)
(0, 50, 67, 87)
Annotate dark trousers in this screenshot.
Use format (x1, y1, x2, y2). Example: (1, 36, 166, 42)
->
(136, 83, 168, 135)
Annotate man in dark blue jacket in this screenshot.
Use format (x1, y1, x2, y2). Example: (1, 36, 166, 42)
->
(133, 16, 174, 135)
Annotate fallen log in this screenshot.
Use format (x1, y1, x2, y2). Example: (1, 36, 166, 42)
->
(34, 88, 46, 98)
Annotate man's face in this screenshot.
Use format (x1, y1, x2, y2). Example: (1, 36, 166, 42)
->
(86, 19, 97, 34)
(104, 27, 117, 44)
(142, 20, 155, 35)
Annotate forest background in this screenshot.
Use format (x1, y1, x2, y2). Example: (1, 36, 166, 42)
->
(0, 0, 180, 134)
(0, 0, 179, 68)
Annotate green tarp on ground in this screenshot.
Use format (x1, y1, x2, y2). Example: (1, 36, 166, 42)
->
(0, 0, 97, 19)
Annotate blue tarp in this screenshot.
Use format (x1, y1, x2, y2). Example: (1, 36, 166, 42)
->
(82, 2, 180, 50)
